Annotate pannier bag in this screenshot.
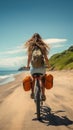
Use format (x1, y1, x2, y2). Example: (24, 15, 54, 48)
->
(45, 74, 53, 89)
(23, 76, 32, 91)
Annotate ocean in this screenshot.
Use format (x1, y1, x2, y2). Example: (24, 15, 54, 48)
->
(0, 70, 20, 85)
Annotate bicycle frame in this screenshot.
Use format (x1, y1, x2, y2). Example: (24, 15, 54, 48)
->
(33, 74, 43, 120)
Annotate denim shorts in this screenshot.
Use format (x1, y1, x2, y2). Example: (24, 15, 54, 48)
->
(30, 66, 46, 75)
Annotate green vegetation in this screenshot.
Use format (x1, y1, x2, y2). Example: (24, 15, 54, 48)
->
(49, 46, 73, 70)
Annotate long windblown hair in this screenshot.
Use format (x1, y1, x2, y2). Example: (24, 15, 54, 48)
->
(25, 33, 50, 55)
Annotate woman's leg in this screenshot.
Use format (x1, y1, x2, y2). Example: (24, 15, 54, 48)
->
(31, 76, 35, 93)
(31, 76, 35, 99)
(41, 75, 46, 101)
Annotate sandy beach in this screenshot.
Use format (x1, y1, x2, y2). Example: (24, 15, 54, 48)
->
(0, 70, 73, 130)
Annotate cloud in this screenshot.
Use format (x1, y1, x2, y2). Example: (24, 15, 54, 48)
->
(0, 56, 27, 68)
(43, 38, 67, 44)
(0, 45, 26, 55)
(3, 49, 24, 54)
(43, 38, 67, 49)
(0, 38, 67, 55)
(0, 38, 68, 68)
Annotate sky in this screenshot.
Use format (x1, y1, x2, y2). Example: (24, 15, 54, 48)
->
(0, 0, 73, 70)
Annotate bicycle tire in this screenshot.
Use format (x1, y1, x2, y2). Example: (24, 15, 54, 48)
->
(36, 88, 40, 119)
(35, 79, 41, 120)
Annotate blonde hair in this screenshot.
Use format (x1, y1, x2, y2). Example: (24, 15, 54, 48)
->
(25, 33, 50, 55)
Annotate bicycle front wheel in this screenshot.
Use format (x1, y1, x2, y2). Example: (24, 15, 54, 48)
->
(35, 79, 41, 120)
(36, 87, 40, 120)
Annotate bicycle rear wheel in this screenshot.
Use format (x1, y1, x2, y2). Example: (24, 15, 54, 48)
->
(36, 88, 40, 119)
(35, 79, 41, 120)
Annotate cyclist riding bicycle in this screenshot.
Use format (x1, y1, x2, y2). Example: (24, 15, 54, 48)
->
(25, 33, 50, 101)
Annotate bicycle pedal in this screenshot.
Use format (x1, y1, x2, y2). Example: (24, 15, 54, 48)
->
(41, 101, 43, 105)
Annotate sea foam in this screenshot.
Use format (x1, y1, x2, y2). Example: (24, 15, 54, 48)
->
(0, 74, 15, 85)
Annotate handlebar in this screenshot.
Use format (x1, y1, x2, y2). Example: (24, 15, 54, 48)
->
(24, 66, 30, 70)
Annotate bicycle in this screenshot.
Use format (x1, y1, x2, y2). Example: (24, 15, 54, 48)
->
(33, 73, 45, 120)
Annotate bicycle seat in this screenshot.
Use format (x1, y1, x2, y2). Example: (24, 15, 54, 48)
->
(32, 73, 43, 77)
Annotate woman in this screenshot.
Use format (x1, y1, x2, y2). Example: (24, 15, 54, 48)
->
(25, 33, 50, 101)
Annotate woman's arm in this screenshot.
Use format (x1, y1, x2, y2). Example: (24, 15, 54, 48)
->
(44, 54, 50, 67)
(27, 51, 32, 68)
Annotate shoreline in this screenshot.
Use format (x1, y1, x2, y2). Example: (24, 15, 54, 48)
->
(0, 69, 73, 87)
(0, 69, 73, 97)
(0, 71, 25, 86)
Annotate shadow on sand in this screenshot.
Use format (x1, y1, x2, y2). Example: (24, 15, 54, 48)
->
(32, 106, 73, 127)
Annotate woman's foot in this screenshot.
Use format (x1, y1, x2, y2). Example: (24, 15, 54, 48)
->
(30, 93, 34, 99)
(41, 95, 46, 101)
